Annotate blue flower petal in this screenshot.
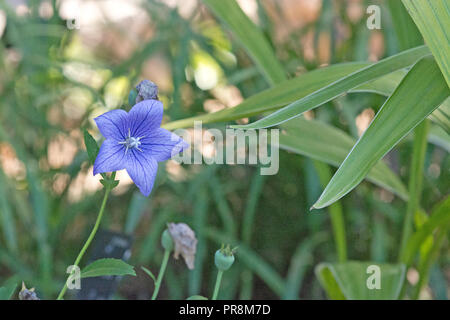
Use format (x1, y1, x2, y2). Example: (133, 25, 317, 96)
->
(125, 150, 158, 196)
(128, 100, 163, 138)
(93, 139, 127, 175)
(140, 128, 190, 162)
(94, 109, 129, 140)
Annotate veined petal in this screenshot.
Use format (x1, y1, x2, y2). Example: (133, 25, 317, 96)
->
(140, 128, 190, 162)
(128, 100, 163, 138)
(125, 150, 158, 196)
(94, 109, 129, 140)
(93, 139, 127, 175)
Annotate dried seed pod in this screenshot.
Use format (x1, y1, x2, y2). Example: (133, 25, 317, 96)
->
(19, 282, 40, 300)
(167, 222, 197, 270)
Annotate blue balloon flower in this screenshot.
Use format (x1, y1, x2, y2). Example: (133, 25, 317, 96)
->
(93, 99, 189, 196)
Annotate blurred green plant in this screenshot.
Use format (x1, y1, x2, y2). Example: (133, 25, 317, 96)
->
(0, 0, 448, 300)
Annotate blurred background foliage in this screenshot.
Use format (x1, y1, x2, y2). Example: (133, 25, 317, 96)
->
(0, 0, 448, 299)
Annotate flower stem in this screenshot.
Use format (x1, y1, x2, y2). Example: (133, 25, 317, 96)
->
(313, 160, 347, 262)
(57, 187, 112, 300)
(212, 270, 223, 300)
(151, 249, 171, 300)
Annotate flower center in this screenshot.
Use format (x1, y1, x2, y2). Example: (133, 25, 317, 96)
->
(119, 129, 144, 154)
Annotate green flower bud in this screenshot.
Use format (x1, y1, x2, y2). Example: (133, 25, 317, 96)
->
(161, 229, 174, 251)
(214, 245, 236, 271)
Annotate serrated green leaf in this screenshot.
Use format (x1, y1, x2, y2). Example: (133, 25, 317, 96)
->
(314, 56, 449, 209)
(316, 262, 406, 300)
(202, 0, 285, 85)
(402, 0, 450, 87)
(81, 258, 136, 279)
(83, 129, 100, 166)
(231, 46, 430, 129)
(280, 118, 408, 200)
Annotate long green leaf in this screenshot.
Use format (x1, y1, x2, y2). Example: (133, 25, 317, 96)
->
(316, 262, 406, 300)
(0, 281, 17, 300)
(387, 0, 423, 51)
(356, 75, 450, 134)
(164, 64, 448, 133)
(280, 118, 408, 200)
(231, 46, 430, 129)
(313, 56, 449, 209)
(202, 0, 285, 85)
(163, 62, 368, 130)
(81, 258, 136, 278)
(428, 98, 450, 134)
(402, 0, 450, 87)
(401, 196, 450, 265)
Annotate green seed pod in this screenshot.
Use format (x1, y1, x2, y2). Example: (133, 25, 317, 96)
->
(161, 229, 174, 251)
(214, 249, 235, 271)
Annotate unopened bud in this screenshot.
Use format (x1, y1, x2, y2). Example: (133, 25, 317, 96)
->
(135, 80, 159, 103)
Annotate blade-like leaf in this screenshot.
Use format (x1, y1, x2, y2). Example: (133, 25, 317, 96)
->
(0, 281, 17, 300)
(402, 0, 450, 87)
(164, 63, 448, 132)
(428, 98, 450, 134)
(313, 56, 449, 209)
(316, 262, 406, 300)
(387, 0, 423, 50)
(280, 118, 408, 200)
(231, 46, 431, 129)
(429, 124, 450, 153)
(401, 196, 450, 265)
(163, 63, 368, 130)
(81, 258, 136, 279)
(202, 0, 286, 85)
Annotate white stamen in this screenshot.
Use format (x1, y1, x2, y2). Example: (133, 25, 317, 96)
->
(118, 128, 144, 154)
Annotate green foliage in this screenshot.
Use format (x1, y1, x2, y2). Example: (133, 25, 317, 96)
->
(202, 0, 286, 85)
(0, 0, 448, 300)
(316, 262, 406, 300)
(280, 118, 408, 200)
(0, 281, 18, 300)
(83, 129, 100, 166)
(402, 0, 450, 87)
(314, 56, 449, 209)
(81, 258, 136, 279)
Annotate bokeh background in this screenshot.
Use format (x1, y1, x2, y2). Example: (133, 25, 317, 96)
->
(0, 0, 448, 299)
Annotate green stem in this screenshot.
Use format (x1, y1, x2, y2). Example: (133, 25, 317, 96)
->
(313, 160, 347, 262)
(152, 249, 170, 300)
(57, 187, 111, 300)
(212, 270, 224, 300)
(412, 228, 447, 300)
(398, 120, 429, 262)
